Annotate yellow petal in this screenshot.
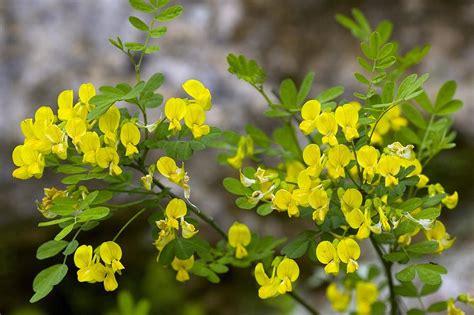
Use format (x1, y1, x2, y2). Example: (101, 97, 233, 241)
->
(74, 245, 93, 269)
(336, 238, 360, 263)
(316, 241, 337, 264)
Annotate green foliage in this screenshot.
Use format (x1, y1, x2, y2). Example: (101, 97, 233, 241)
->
(227, 54, 266, 87)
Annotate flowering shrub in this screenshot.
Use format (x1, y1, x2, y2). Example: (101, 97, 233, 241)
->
(12, 1, 473, 314)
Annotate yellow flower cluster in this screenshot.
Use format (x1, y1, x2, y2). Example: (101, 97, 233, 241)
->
(254, 257, 299, 299)
(156, 156, 190, 198)
(316, 238, 361, 274)
(164, 79, 211, 139)
(12, 83, 143, 179)
(73, 241, 125, 292)
(154, 198, 198, 252)
(326, 281, 379, 314)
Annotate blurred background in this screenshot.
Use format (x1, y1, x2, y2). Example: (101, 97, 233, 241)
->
(1, 0, 473, 314)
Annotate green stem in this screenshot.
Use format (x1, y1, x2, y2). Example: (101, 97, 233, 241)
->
(417, 114, 435, 162)
(62, 226, 83, 264)
(370, 236, 398, 315)
(101, 188, 157, 195)
(113, 208, 148, 242)
(367, 101, 400, 144)
(135, 20, 156, 81)
(106, 198, 155, 209)
(288, 291, 319, 315)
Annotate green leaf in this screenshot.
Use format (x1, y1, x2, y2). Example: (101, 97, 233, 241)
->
(129, 0, 155, 13)
(407, 309, 425, 315)
(30, 264, 68, 303)
(87, 94, 121, 120)
(236, 197, 257, 210)
(383, 251, 407, 262)
(279, 78, 298, 109)
(256, 203, 273, 216)
(407, 241, 439, 254)
(281, 236, 311, 259)
(376, 20, 393, 43)
(398, 198, 423, 212)
(427, 301, 447, 312)
(415, 91, 433, 114)
(316, 86, 344, 103)
(395, 282, 418, 297)
(124, 42, 145, 51)
(354, 72, 370, 85)
(435, 99, 462, 115)
(223, 178, 251, 196)
(273, 124, 301, 159)
(38, 217, 74, 227)
(123, 81, 145, 99)
(129, 16, 149, 31)
(62, 240, 79, 256)
(209, 263, 229, 274)
(402, 103, 427, 129)
(419, 282, 441, 296)
(145, 45, 161, 54)
(245, 125, 271, 148)
(158, 239, 175, 265)
(155, 5, 183, 22)
(36, 240, 68, 260)
(56, 165, 87, 174)
(54, 223, 75, 241)
(227, 54, 266, 86)
(416, 263, 446, 285)
(174, 237, 194, 259)
(78, 207, 110, 221)
(396, 265, 416, 282)
(150, 0, 169, 8)
(149, 26, 167, 38)
(296, 72, 315, 105)
(413, 207, 440, 220)
(435, 80, 456, 109)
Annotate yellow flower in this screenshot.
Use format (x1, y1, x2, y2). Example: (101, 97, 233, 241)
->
(78, 131, 100, 165)
(120, 122, 141, 156)
(45, 124, 68, 160)
(357, 145, 379, 183)
(98, 105, 121, 144)
(327, 144, 351, 179)
(182, 79, 212, 110)
(73, 245, 105, 284)
(336, 238, 360, 273)
(165, 98, 187, 131)
(448, 299, 465, 315)
(96, 147, 122, 176)
(254, 258, 299, 299)
(181, 220, 198, 239)
(387, 142, 415, 160)
(308, 188, 329, 224)
(356, 281, 378, 315)
(254, 262, 279, 299)
(65, 117, 87, 145)
(299, 100, 321, 135)
(317, 112, 338, 146)
(12, 144, 45, 179)
(227, 135, 253, 169)
(442, 191, 458, 209)
(303, 143, 323, 178)
(156, 156, 190, 198)
(57, 89, 74, 121)
(228, 222, 251, 259)
(424, 220, 455, 253)
(37, 187, 67, 218)
(165, 198, 187, 229)
(276, 258, 299, 294)
(78, 82, 96, 112)
(316, 240, 340, 275)
(326, 283, 351, 312)
(376, 155, 400, 187)
(184, 104, 210, 138)
(335, 103, 359, 141)
(340, 188, 363, 214)
(99, 241, 125, 273)
(171, 255, 194, 282)
(272, 189, 299, 218)
(346, 207, 376, 239)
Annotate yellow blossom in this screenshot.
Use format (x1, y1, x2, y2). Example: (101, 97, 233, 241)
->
(99, 241, 125, 273)
(424, 220, 455, 253)
(254, 262, 279, 299)
(335, 103, 359, 141)
(227, 136, 253, 169)
(165, 98, 187, 131)
(165, 198, 187, 230)
(12, 144, 45, 179)
(317, 112, 338, 146)
(156, 156, 190, 198)
(448, 299, 465, 315)
(98, 105, 121, 144)
(442, 191, 458, 209)
(57, 90, 74, 121)
(356, 281, 379, 315)
(184, 104, 210, 138)
(276, 258, 299, 294)
(336, 238, 360, 273)
(326, 283, 351, 312)
(171, 255, 194, 282)
(340, 188, 363, 214)
(37, 187, 67, 218)
(66, 117, 87, 145)
(120, 122, 141, 156)
(376, 155, 400, 187)
(357, 145, 379, 183)
(45, 124, 68, 160)
(96, 147, 122, 176)
(228, 222, 251, 259)
(78, 82, 96, 111)
(308, 188, 329, 224)
(272, 189, 299, 218)
(182, 79, 212, 110)
(303, 144, 323, 177)
(78, 131, 100, 165)
(316, 240, 340, 275)
(327, 144, 351, 179)
(254, 258, 299, 299)
(299, 100, 321, 135)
